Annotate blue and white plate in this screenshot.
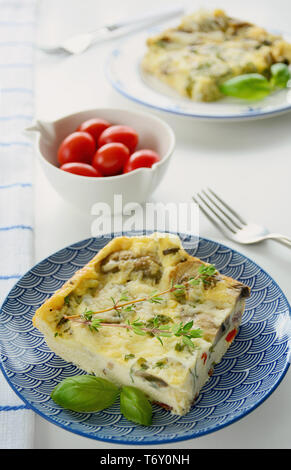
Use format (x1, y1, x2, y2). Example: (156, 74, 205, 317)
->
(106, 30, 291, 121)
(1, 233, 291, 445)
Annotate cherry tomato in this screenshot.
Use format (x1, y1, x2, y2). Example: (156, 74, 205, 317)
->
(98, 125, 138, 153)
(77, 118, 111, 145)
(92, 143, 129, 176)
(123, 149, 160, 173)
(60, 162, 102, 177)
(58, 132, 96, 165)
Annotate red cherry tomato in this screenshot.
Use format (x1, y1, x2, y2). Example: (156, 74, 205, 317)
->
(77, 118, 111, 145)
(123, 149, 160, 173)
(58, 132, 96, 165)
(60, 162, 103, 177)
(92, 143, 129, 176)
(98, 125, 138, 153)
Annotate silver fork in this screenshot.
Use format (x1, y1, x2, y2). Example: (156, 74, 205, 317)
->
(192, 188, 291, 248)
(39, 6, 184, 55)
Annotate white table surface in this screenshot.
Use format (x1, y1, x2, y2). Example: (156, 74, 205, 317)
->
(34, 0, 291, 449)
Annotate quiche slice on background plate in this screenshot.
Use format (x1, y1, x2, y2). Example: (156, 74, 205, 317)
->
(107, 9, 291, 120)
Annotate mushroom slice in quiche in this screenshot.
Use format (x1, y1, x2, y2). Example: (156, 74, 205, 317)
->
(141, 9, 291, 101)
(33, 233, 250, 416)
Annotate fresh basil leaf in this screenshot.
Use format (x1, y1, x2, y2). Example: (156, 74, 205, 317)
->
(51, 375, 119, 412)
(120, 386, 152, 426)
(270, 63, 291, 88)
(220, 73, 272, 100)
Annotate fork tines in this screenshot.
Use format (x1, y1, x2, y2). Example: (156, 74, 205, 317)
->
(192, 188, 246, 235)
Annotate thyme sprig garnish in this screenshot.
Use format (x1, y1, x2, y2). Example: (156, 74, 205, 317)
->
(64, 263, 217, 321)
(62, 263, 217, 348)
(73, 316, 203, 349)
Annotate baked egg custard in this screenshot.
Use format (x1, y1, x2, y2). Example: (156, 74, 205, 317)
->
(33, 233, 250, 415)
(142, 9, 291, 101)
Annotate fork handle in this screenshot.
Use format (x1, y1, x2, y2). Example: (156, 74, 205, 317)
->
(112, 6, 184, 30)
(265, 233, 291, 248)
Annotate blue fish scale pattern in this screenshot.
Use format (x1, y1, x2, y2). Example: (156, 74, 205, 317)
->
(0, 233, 290, 445)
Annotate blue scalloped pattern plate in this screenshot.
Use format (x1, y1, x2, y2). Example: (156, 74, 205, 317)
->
(1, 233, 290, 445)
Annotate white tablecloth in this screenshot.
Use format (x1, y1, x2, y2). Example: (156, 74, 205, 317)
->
(0, 0, 36, 449)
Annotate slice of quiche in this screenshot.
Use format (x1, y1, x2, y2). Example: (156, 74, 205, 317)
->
(33, 233, 250, 416)
(142, 9, 291, 101)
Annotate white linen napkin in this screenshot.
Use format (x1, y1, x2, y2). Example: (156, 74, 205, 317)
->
(0, 0, 36, 449)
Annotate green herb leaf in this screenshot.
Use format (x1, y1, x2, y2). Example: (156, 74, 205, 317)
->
(182, 321, 194, 332)
(157, 331, 172, 337)
(155, 360, 167, 368)
(182, 335, 195, 349)
(123, 305, 135, 312)
(140, 362, 149, 370)
(83, 310, 94, 321)
(188, 278, 200, 286)
(174, 284, 185, 290)
(131, 325, 146, 336)
(198, 264, 217, 276)
(120, 386, 152, 426)
(172, 322, 183, 336)
(175, 342, 185, 352)
(147, 315, 171, 328)
(124, 353, 135, 361)
(111, 297, 120, 314)
(220, 73, 272, 100)
(148, 296, 164, 304)
(158, 324, 171, 330)
(90, 318, 106, 331)
(51, 375, 119, 412)
(132, 318, 143, 326)
(156, 336, 163, 346)
(188, 328, 203, 338)
(119, 291, 129, 302)
(270, 63, 291, 88)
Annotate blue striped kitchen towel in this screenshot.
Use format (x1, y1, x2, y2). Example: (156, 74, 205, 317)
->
(0, 1, 36, 449)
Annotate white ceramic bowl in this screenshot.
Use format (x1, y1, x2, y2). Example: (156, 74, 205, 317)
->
(26, 108, 175, 213)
